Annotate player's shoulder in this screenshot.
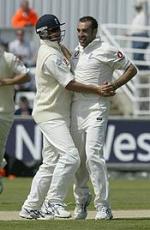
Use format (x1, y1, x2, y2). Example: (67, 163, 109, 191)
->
(100, 41, 118, 53)
(1, 51, 17, 69)
(40, 42, 59, 55)
(3, 51, 15, 62)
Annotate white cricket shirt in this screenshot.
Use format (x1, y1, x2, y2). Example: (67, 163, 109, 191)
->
(0, 49, 29, 121)
(128, 11, 147, 35)
(71, 37, 131, 105)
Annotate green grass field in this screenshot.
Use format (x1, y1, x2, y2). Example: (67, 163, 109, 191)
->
(0, 177, 150, 229)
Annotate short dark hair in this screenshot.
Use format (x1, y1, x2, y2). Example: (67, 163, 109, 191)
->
(79, 16, 98, 30)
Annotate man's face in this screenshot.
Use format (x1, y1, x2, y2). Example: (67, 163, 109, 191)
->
(48, 27, 61, 42)
(77, 21, 97, 48)
(16, 30, 24, 42)
(21, 0, 29, 12)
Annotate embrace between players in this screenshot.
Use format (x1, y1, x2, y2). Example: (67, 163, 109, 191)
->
(19, 14, 137, 220)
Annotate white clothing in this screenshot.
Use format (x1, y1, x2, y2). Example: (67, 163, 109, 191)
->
(0, 119, 12, 167)
(9, 39, 35, 67)
(0, 49, 29, 167)
(128, 10, 147, 35)
(0, 50, 29, 121)
(22, 39, 80, 211)
(71, 37, 131, 208)
(23, 119, 80, 209)
(72, 37, 130, 103)
(32, 40, 74, 123)
(71, 103, 109, 208)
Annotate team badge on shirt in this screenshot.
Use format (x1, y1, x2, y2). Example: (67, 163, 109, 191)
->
(56, 58, 63, 66)
(117, 51, 124, 59)
(63, 58, 70, 66)
(56, 57, 70, 68)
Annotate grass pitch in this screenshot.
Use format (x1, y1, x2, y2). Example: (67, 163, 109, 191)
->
(0, 177, 150, 229)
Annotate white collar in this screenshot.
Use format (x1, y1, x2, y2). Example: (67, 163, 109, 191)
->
(79, 36, 101, 51)
(40, 39, 61, 51)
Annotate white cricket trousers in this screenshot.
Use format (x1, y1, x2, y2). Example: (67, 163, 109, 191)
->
(71, 101, 110, 209)
(0, 119, 13, 167)
(23, 119, 80, 210)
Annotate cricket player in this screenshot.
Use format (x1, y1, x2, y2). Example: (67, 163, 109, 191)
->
(71, 16, 137, 220)
(19, 14, 115, 220)
(0, 48, 30, 193)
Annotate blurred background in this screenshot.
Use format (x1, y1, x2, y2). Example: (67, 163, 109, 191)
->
(0, 0, 150, 179)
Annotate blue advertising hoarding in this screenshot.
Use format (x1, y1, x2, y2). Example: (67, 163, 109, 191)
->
(6, 118, 150, 169)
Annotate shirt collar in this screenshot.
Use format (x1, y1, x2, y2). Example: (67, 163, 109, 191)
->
(79, 36, 101, 51)
(40, 39, 61, 51)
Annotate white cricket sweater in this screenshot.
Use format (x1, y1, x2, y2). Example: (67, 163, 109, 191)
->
(32, 40, 74, 123)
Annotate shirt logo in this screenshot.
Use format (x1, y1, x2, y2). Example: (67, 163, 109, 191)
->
(54, 18, 59, 25)
(56, 58, 63, 66)
(117, 51, 124, 59)
(96, 117, 102, 121)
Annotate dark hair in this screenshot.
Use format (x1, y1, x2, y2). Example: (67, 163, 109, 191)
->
(79, 16, 98, 30)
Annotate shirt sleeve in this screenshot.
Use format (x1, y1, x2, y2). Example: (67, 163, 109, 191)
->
(10, 54, 29, 75)
(98, 44, 131, 71)
(43, 54, 74, 87)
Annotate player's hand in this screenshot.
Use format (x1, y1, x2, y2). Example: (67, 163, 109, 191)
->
(97, 82, 116, 97)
